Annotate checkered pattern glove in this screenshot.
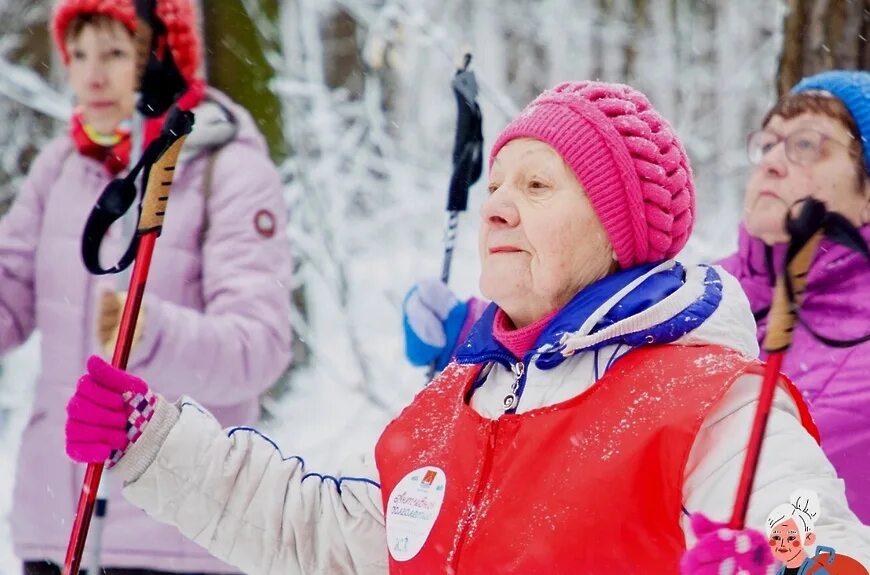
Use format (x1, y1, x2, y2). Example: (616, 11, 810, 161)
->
(66, 355, 158, 468)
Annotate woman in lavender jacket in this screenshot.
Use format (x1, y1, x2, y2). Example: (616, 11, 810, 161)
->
(719, 70, 870, 523)
(1, 1, 292, 573)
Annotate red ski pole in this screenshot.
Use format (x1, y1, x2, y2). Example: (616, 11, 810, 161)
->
(728, 224, 822, 530)
(62, 109, 193, 575)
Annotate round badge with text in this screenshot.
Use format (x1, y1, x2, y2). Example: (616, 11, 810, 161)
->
(385, 466, 447, 561)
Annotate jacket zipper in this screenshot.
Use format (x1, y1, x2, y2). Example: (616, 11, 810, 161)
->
(449, 355, 529, 569)
(459, 350, 531, 413)
(503, 360, 525, 412)
(451, 418, 500, 572)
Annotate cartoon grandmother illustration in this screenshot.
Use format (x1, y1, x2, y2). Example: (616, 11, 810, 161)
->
(767, 490, 868, 575)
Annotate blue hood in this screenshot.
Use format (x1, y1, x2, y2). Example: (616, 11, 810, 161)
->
(455, 260, 727, 372)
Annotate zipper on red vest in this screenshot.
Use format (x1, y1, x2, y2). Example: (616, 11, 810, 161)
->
(451, 418, 500, 571)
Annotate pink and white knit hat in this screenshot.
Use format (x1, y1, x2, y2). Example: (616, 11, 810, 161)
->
(489, 81, 696, 268)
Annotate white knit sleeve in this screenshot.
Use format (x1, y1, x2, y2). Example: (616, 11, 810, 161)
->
(683, 373, 870, 563)
(119, 399, 388, 575)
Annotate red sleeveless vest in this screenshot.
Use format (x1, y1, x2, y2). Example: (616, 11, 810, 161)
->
(375, 345, 816, 574)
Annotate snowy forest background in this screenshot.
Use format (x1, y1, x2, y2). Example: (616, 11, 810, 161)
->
(0, 0, 867, 570)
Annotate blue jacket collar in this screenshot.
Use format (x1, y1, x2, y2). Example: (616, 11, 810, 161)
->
(455, 261, 724, 371)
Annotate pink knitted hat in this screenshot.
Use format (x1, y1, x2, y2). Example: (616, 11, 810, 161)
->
(489, 81, 695, 268)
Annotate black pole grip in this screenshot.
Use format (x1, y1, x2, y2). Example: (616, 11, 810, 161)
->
(446, 57, 483, 212)
(80, 107, 194, 275)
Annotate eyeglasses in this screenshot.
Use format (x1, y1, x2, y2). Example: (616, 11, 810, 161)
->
(746, 128, 852, 166)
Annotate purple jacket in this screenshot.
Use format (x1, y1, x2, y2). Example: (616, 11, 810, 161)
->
(720, 224, 870, 523)
(3, 89, 292, 572)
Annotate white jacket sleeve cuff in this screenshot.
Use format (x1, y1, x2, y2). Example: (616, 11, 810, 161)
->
(113, 394, 181, 484)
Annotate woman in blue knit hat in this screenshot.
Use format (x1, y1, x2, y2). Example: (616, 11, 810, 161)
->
(719, 69, 870, 525)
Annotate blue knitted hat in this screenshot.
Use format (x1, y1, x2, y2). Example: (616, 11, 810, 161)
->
(792, 70, 870, 172)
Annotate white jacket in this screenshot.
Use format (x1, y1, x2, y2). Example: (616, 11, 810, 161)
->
(114, 263, 870, 574)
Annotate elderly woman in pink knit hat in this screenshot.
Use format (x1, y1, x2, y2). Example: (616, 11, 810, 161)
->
(62, 82, 870, 573)
(4, 1, 291, 574)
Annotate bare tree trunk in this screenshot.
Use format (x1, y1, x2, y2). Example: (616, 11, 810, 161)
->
(624, 0, 649, 80)
(322, 8, 364, 95)
(9, 5, 54, 164)
(201, 0, 309, 388)
(0, 1, 56, 215)
(201, 0, 286, 160)
(777, 0, 870, 96)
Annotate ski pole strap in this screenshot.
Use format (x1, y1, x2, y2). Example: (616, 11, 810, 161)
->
(797, 317, 870, 348)
(446, 54, 483, 212)
(81, 107, 194, 275)
(80, 176, 141, 276)
(758, 199, 870, 351)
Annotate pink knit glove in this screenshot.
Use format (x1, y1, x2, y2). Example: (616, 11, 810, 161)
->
(66, 356, 158, 468)
(681, 513, 774, 575)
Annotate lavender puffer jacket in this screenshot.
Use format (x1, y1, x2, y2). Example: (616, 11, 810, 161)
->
(1, 88, 292, 572)
(720, 224, 870, 523)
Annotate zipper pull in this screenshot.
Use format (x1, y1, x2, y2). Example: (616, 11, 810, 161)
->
(503, 361, 525, 411)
